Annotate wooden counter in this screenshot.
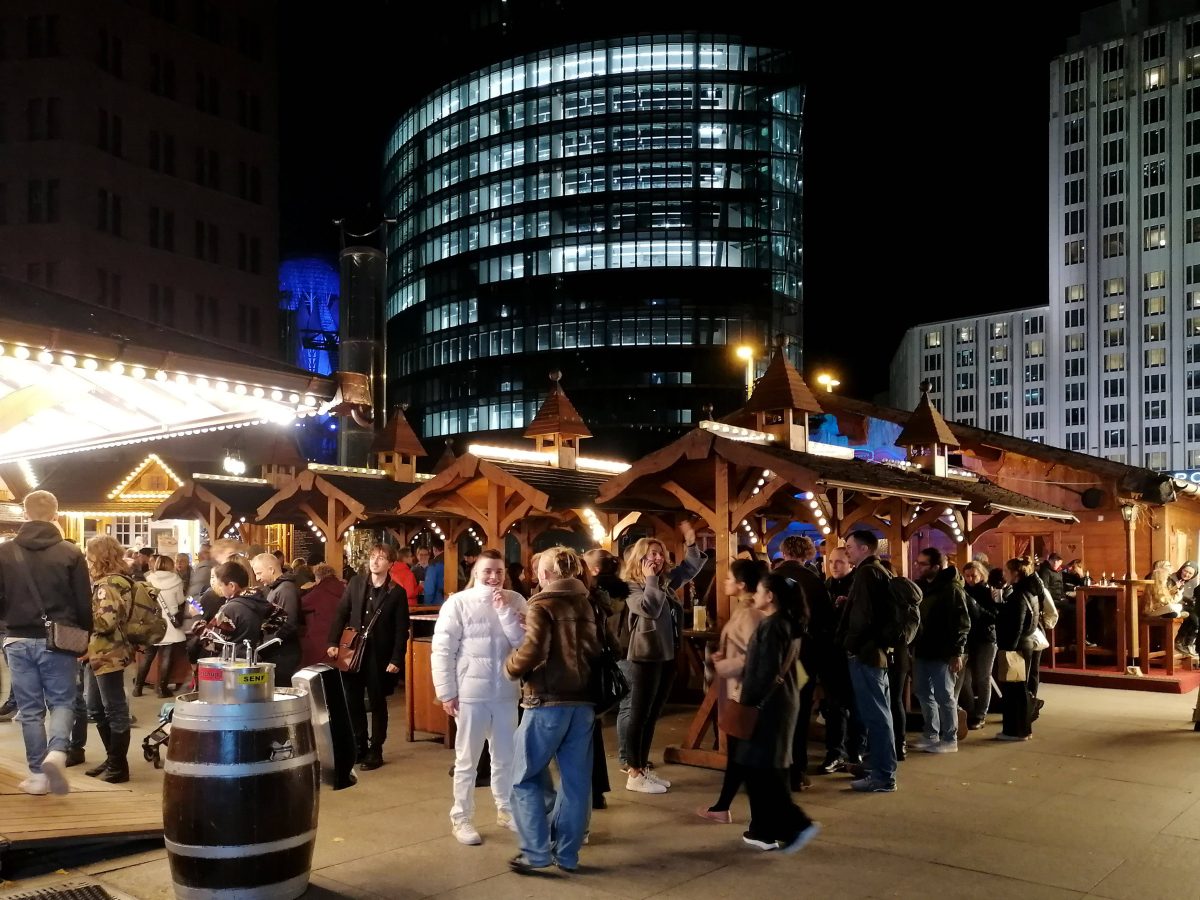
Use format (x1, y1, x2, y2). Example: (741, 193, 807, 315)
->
(406, 612, 454, 747)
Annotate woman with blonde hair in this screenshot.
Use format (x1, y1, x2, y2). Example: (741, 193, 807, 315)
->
(1144, 560, 1186, 618)
(994, 558, 1040, 741)
(505, 546, 601, 874)
(956, 560, 1000, 730)
(83, 535, 136, 782)
(619, 522, 704, 794)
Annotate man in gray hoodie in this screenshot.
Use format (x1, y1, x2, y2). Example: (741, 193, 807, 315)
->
(0, 490, 92, 795)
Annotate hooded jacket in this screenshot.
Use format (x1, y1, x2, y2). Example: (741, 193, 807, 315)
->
(146, 569, 187, 644)
(836, 555, 892, 667)
(432, 584, 526, 703)
(506, 577, 601, 707)
(213, 589, 273, 647)
(913, 566, 971, 661)
(0, 520, 92, 639)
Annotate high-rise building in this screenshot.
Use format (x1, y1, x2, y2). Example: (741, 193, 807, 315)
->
(893, 2, 1200, 472)
(0, 1, 280, 356)
(381, 36, 802, 454)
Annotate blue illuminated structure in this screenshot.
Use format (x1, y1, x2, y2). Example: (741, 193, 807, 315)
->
(279, 256, 340, 462)
(279, 257, 340, 376)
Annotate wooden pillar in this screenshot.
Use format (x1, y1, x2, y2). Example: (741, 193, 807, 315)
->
(486, 482, 504, 549)
(444, 538, 459, 595)
(714, 457, 735, 629)
(889, 499, 910, 578)
(1126, 511, 1138, 665)
(325, 537, 343, 568)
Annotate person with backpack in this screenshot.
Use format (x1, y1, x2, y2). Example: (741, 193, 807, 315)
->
(135, 555, 187, 698)
(911, 548, 971, 754)
(82, 535, 141, 783)
(835, 530, 906, 793)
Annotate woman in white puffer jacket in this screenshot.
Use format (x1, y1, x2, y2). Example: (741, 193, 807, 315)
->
(136, 555, 188, 697)
(432, 549, 527, 846)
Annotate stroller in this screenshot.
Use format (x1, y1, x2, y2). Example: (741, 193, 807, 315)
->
(142, 701, 174, 769)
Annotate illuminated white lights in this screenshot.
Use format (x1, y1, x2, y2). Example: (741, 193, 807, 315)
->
(82, 357, 98, 371)
(175, 373, 190, 386)
(234, 384, 247, 395)
(37, 350, 53, 364)
(59, 354, 76, 368)
(698, 420, 773, 444)
(13, 346, 30, 360)
(576, 456, 631, 474)
(270, 389, 282, 401)
(109, 361, 125, 375)
(105, 453, 186, 500)
(215, 381, 228, 392)
(308, 463, 388, 476)
(131, 366, 146, 379)
(154, 370, 169, 382)
(251, 387, 265, 398)
(803, 491, 815, 501)
(17, 459, 39, 489)
(822, 526, 832, 534)
(289, 393, 300, 403)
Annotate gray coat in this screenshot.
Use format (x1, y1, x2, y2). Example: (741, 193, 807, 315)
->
(625, 543, 705, 662)
(188, 559, 214, 599)
(732, 614, 803, 770)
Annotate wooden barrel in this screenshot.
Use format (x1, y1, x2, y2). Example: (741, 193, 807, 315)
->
(163, 690, 320, 900)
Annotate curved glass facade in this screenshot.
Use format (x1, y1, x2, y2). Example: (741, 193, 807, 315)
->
(382, 36, 802, 447)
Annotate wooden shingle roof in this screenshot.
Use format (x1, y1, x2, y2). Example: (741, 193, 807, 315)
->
(524, 375, 592, 439)
(744, 349, 824, 416)
(895, 392, 960, 449)
(369, 407, 427, 457)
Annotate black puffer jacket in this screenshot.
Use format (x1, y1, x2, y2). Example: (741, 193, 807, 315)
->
(995, 577, 1039, 651)
(913, 566, 971, 661)
(963, 581, 999, 649)
(1037, 561, 1065, 604)
(0, 520, 92, 638)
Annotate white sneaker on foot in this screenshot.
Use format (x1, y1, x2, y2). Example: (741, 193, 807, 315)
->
(930, 741, 958, 754)
(19, 773, 50, 795)
(496, 810, 518, 832)
(625, 772, 667, 794)
(913, 737, 940, 753)
(452, 821, 482, 845)
(644, 769, 671, 788)
(41, 750, 70, 795)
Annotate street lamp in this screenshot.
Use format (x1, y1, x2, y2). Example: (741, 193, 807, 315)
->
(736, 345, 755, 398)
(816, 373, 841, 393)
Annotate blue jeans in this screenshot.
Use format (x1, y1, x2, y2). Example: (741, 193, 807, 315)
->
(510, 704, 594, 869)
(955, 643, 998, 725)
(85, 667, 131, 734)
(913, 657, 957, 743)
(847, 656, 896, 786)
(4, 638, 79, 773)
(615, 659, 634, 764)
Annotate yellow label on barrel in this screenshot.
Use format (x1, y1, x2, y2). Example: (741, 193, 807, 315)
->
(237, 673, 269, 685)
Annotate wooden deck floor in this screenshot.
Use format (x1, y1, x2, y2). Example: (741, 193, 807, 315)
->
(0, 759, 162, 860)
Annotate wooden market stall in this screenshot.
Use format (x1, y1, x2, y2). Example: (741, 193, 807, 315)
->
(596, 349, 1076, 768)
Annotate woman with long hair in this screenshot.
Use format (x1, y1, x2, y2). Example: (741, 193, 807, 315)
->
(956, 560, 999, 730)
(432, 548, 527, 844)
(995, 558, 1040, 741)
(135, 555, 187, 698)
(620, 522, 704, 794)
(698, 558, 768, 823)
(736, 572, 819, 853)
(582, 548, 629, 811)
(83, 535, 136, 783)
(505, 546, 601, 875)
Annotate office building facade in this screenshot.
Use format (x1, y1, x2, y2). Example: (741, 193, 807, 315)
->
(382, 36, 802, 451)
(893, 3, 1200, 472)
(0, 1, 280, 355)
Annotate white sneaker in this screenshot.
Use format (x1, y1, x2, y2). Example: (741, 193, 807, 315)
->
(496, 810, 518, 832)
(42, 750, 70, 795)
(930, 741, 958, 754)
(452, 821, 482, 845)
(913, 737, 940, 753)
(19, 773, 50, 795)
(644, 769, 671, 788)
(625, 772, 667, 794)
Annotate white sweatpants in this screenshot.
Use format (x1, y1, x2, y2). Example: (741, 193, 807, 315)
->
(450, 698, 518, 824)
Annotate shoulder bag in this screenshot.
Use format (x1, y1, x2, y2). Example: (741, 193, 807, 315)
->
(10, 545, 90, 655)
(335, 595, 385, 674)
(720, 639, 801, 741)
(589, 592, 630, 714)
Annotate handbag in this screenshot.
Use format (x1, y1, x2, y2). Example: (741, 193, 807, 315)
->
(1030, 627, 1050, 652)
(997, 649, 1027, 682)
(720, 639, 801, 741)
(590, 644, 630, 714)
(10, 545, 90, 655)
(334, 601, 384, 674)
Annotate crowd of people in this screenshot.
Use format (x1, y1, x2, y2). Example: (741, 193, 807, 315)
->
(4, 486, 1189, 870)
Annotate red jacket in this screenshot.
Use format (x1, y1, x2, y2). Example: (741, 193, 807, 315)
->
(388, 562, 418, 607)
(300, 577, 345, 668)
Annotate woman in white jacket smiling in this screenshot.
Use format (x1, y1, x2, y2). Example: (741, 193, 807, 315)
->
(432, 548, 527, 846)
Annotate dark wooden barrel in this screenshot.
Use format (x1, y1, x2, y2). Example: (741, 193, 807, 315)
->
(163, 690, 320, 900)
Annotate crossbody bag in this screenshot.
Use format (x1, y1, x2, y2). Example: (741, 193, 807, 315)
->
(10, 545, 90, 655)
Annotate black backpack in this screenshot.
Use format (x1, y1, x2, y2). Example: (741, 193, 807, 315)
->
(876, 568, 922, 650)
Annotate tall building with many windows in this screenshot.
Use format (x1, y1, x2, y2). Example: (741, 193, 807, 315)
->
(382, 36, 802, 452)
(893, 2, 1200, 472)
(0, 1, 280, 355)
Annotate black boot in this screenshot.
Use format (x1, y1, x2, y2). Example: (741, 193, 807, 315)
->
(156, 645, 175, 698)
(99, 730, 130, 783)
(133, 648, 154, 697)
(86, 723, 112, 777)
(65, 747, 86, 767)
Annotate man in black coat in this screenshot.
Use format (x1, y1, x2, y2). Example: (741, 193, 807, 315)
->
(774, 535, 833, 791)
(327, 543, 408, 770)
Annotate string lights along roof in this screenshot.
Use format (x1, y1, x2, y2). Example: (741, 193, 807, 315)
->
(0, 284, 335, 462)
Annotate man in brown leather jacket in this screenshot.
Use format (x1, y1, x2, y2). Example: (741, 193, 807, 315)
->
(504, 547, 601, 875)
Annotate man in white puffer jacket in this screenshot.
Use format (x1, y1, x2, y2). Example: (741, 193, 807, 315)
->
(433, 549, 527, 846)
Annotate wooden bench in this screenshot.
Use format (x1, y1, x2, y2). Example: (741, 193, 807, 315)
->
(1139, 615, 1185, 675)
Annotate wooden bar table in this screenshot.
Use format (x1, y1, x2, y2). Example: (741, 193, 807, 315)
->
(1072, 584, 1126, 671)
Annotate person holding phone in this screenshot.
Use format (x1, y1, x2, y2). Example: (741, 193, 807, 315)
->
(620, 521, 705, 794)
(432, 548, 527, 845)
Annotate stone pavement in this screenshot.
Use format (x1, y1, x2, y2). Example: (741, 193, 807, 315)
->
(2, 680, 1200, 899)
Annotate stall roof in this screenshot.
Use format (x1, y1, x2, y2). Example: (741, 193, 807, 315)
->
(153, 475, 279, 526)
(0, 277, 335, 462)
(491, 461, 611, 509)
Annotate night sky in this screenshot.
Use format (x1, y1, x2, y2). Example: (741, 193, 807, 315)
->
(278, 1, 1107, 400)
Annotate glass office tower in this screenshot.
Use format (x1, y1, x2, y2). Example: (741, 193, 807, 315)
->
(382, 36, 802, 452)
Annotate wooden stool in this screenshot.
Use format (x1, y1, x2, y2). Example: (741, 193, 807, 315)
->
(1139, 616, 1185, 675)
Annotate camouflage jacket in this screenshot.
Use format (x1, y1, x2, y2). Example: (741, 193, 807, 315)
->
(89, 575, 134, 675)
